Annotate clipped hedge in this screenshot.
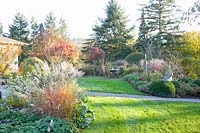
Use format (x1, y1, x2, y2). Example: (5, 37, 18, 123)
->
(125, 52, 144, 65)
(149, 80, 176, 97)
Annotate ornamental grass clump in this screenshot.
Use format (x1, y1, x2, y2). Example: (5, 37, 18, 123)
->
(32, 82, 80, 120)
(5, 61, 95, 129)
(7, 61, 84, 117)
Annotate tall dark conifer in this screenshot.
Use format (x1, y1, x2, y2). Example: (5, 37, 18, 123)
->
(30, 17, 39, 44)
(45, 12, 56, 31)
(136, 6, 151, 54)
(137, 0, 182, 58)
(9, 12, 29, 43)
(146, 0, 181, 46)
(92, 0, 134, 61)
(0, 22, 3, 35)
(9, 12, 30, 62)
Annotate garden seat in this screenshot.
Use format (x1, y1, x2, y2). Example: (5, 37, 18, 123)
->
(109, 67, 120, 78)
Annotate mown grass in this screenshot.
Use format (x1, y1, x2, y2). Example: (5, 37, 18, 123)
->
(82, 96, 200, 133)
(78, 76, 144, 95)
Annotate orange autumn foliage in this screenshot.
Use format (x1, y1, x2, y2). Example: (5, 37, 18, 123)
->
(32, 85, 78, 120)
(31, 29, 79, 63)
(45, 39, 79, 62)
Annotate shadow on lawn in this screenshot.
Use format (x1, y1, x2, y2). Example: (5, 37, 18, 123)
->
(84, 97, 200, 132)
(88, 110, 200, 133)
(90, 98, 200, 110)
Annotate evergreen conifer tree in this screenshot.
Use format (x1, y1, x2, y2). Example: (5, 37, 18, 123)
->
(145, 0, 181, 46)
(58, 18, 68, 39)
(0, 22, 3, 35)
(45, 12, 56, 31)
(9, 12, 29, 43)
(137, 0, 182, 58)
(9, 12, 30, 62)
(92, 0, 134, 61)
(30, 17, 39, 44)
(39, 23, 45, 35)
(136, 6, 151, 54)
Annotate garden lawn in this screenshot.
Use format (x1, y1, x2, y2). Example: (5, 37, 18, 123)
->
(78, 77, 144, 95)
(82, 96, 200, 133)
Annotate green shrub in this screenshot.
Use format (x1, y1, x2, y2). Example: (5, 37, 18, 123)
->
(123, 65, 143, 75)
(175, 82, 200, 97)
(178, 77, 193, 83)
(5, 94, 26, 109)
(113, 60, 128, 66)
(176, 82, 191, 97)
(190, 83, 199, 87)
(135, 81, 149, 87)
(123, 73, 140, 82)
(73, 98, 95, 129)
(20, 57, 45, 74)
(192, 79, 200, 87)
(135, 81, 151, 93)
(147, 71, 163, 81)
(82, 64, 104, 76)
(171, 81, 181, 89)
(125, 52, 144, 65)
(149, 80, 176, 97)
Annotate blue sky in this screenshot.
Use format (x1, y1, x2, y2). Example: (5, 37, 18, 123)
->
(0, 0, 198, 39)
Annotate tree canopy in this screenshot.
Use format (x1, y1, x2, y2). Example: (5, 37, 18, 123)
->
(9, 12, 29, 43)
(92, 0, 134, 61)
(176, 31, 200, 78)
(136, 0, 182, 59)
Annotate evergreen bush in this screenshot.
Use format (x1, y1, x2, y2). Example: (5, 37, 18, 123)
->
(193, 79, 200, 87)
(149, 80, 176, 97)
(171, 81, 181, 89)
(125, 52, 144, 65)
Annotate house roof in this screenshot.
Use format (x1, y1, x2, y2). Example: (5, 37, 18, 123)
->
(0, 36, 29, 45)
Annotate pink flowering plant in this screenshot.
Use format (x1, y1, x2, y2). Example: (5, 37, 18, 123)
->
(87, 47, 105, 64)
(147, 59, 166, 72)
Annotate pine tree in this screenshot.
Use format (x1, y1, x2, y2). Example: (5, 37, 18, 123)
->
(136, 6, 151, 53)
(39, 23, 45, 35)
(92, 0, 134, 61)
(58, 18, 68, 39)
(145, 0, 181, 46)
(0, 22, 3, 35)
(9, 12, 30, 62)
(184, 0, 200, 23)
(9, 12, 29, 43)
(136, 0, 182, 59)
(45, 12, 56, 30)
(30, 17, 39, 44)
(43, 12, 58, 44)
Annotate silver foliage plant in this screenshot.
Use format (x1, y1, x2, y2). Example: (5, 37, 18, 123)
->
(6, 61, 84, 97)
